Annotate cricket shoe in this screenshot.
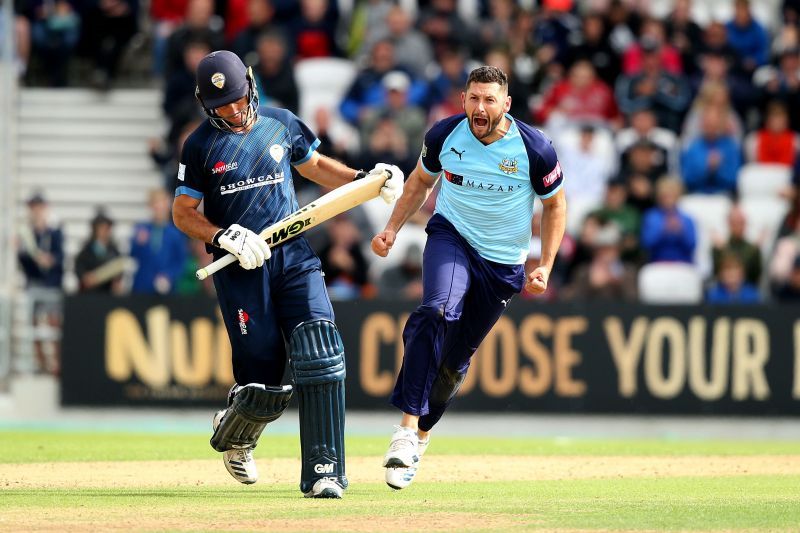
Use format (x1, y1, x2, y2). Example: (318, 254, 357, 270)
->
(304, 478, 344, 499)
(385, 435, 429, 490)
(382, 425, 419, 468)
(212, 409, 258, 484)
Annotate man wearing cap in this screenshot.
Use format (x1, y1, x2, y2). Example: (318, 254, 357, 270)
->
(172, 50, 403, 498)
(370, 66, 567, 490)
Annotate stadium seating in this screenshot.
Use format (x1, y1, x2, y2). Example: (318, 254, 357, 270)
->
(15, 88, 165, 291)
(294, 57, 359, 153)
(737, 162, 792, 198)
(677, 193, 732, 278)
(638, 262, 704, 304)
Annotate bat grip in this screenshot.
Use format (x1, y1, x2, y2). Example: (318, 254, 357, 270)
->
(195, 253, 237, 280)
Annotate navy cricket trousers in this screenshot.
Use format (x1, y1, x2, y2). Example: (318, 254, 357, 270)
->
(213, 237, 335, 386)
(391, 214, 525, 430)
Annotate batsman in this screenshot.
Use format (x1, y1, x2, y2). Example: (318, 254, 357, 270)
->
(172, 50, 403, 498)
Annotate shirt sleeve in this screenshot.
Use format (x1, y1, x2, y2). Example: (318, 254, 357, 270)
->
(530, 135, 564, 199)
(419, 114, 463, 176)
(287, 112, 321, 165)
(174, 133, 205, 200)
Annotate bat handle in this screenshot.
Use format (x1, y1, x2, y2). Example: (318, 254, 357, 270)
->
(196, 253, 237, 280)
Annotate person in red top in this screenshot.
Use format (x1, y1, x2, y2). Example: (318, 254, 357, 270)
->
(534, 59, 619, 127)
(749, 101, 799, 166)
(623, 21, 683, 75)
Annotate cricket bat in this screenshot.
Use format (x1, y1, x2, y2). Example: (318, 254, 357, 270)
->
(196, 170, 389, 280)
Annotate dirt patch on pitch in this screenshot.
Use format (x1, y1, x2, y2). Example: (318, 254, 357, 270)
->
(2, 455, 800, 490)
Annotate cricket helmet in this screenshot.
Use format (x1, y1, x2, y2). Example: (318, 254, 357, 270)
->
(195, 50, 259, 131)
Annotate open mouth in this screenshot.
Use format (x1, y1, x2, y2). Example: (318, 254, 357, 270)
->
(473, 116, 489, 129)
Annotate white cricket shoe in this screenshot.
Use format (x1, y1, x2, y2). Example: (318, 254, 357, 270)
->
(304, 478, 343, 499)
(382, 425, 419, 468)
(385, 434, 429, 490)
(212, 409, 258, 484)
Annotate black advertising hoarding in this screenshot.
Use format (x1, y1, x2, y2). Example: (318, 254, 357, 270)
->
(61, 295, 800, 414)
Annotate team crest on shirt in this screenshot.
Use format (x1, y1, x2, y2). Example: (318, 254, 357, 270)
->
(499, 158, 518, 174)
(211, 72, 226, 89)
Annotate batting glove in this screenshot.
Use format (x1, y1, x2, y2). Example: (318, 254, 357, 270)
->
(370, 163, 404, 204)
(214, 224, 271, 270)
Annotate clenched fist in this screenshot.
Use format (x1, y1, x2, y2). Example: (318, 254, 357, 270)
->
(371, 230, 397, 257)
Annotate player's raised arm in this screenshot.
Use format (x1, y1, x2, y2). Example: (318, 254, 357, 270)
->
(371, 160, 437, 258)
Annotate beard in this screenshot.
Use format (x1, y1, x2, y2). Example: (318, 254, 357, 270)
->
(468, 111, 504, 140)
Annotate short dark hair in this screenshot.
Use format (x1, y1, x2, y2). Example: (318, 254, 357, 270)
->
(466, 66, 508, 91)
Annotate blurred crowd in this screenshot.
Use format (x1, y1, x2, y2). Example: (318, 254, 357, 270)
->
(12, 0, 800, 306)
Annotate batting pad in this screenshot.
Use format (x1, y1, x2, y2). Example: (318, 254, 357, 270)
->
(210, 383, 293, 452)
(289, 319, 347, 493)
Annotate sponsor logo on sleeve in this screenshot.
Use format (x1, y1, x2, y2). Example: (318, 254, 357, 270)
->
(177, 163, 186, 181)
(543, 161, 563, 187)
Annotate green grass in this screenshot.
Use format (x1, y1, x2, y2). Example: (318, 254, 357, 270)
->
(0, 431, 798, 463)
(1, 431, 799, 531)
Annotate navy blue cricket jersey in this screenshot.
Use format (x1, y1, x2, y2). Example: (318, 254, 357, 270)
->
(174, 107, 320, 233)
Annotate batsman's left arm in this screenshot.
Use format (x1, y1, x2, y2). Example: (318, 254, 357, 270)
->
(295, 152, 360, 188)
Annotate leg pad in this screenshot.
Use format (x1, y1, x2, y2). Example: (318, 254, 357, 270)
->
(210, 383, 293, 452)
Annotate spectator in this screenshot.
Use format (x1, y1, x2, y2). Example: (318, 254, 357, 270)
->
(18, 193, 63, 289)
(569, 12, 621, 87)
(712, 205, 762, 285)
(623, 21, 683, 75)
(604, 0, 639, 56)
(231, 0, 279, 64)
(616, 107, 678, 173)
(130, 189, 188, 295)
(755, 48, 800, 132)
(378, 244, 423, 300)
(641, 176, 697, 263)
(615, 37, 690, 132)
(484, 47, 532, 122)
(616, 139, 663, 213)
(681, 82, 744, 147)
(534, 60, 619, 128)
(558, 125, 616, 210)
(689, 48, 755, 124)
(476, 0, 515, 55)
(417, 0, 471, 56)
(681, 107, 742, 195)
(26, 0, 80, 87)
(318, 215, 370, 300)
(700, 21, 736, 60)
(175, 239, 215, 296)
(371, 5, 433, 77)
(746, 100, 799, 165)
(339, 39, 426, 125)
(706, 253, 761, 303)
(149, 0, 188, 75)
(564, 212, 603, 282)
(562, 223, 638, 301)
(346, 0, 393, 59)
(774, 255, 800, 302)
(79, 0, 138, 89)
(589, 178, 641, 262)
(165, 0, 224, 77)
(425, 44, 469, 110)
(666, 0, 703, 76)
(725, 0, 769, 78)
(360, 71, 426, 154)
(0, 4, 31, 80)
(74, 210, 123, 293)
(354, 113, 416, 171)
(532, 0, 579, 67)
(288, 0, 339, 59)
(163, 39, 210, 145)
(254, 30, 298, 114)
